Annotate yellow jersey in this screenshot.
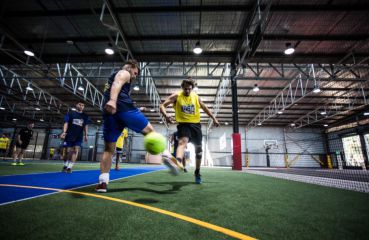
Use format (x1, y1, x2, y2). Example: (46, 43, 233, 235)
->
(175, 91, 201, 123)
(116, 128, 128, 149)
(0, 137, 9, 150)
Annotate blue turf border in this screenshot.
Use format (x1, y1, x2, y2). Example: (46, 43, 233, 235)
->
(0, 167, 165, 205)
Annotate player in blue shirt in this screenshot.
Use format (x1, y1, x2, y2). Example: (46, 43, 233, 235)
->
(95, 59, 182, 193)
(60, 102, 90, 173)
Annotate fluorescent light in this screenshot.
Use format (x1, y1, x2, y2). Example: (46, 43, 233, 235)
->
(284, 43, 295, 55)
(320, 111, 327, 115)
(159, 121, 163, 124)
(257, 122, 262, 126)
(40, 118, 44, 122)
(224, 122, 229, 125)
(133, 85, 140, 91)
(253, 84, 260, 92)
(290, 123, 295, 127)
(71, 108, 76, 111)
(89, 145, 94, 149)
(150, 108, 155, 112)
(12, 118, 17, 121)
(0, 107, 5, 110)
(35, 107, 41, 111)
(323, 124, 328, 127)
(26, 86, 34, 91)
(277, 110, 283, 114)
(105, 48, 114, 55)
(97, 120, 101, 123)
(364, 112, 369, 116)
(193, 41, 202, 54)
(24, 50, 35, 57)
(78, 86, 84, 91)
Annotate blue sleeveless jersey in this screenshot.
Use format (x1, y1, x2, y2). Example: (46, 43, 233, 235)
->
(103, 71, 136, 112)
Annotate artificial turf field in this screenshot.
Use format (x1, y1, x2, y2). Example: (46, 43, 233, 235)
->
(0, 161, 368, 240)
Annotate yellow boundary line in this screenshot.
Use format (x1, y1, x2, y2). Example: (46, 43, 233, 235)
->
(0, 183, 256, 240)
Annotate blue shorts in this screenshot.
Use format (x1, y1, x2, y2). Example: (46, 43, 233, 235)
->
(103, 109, 148, 143)
(63, 140, 82, 148)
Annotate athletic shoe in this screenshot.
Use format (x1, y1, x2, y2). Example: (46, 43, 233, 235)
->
(183, 168, 188, 173)
(18, 162, 25, 166)
(95, 182, 107, 193)
(66, 168, 72, 173)
(195, 174, 202, 184)
(162, 155, 179, 176)
(62, 166, 67, 173)
(114, 166, 120, 171)
(11, 162, 17, 166)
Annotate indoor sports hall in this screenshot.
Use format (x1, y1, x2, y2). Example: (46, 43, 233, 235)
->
(0, 1, 368, 239)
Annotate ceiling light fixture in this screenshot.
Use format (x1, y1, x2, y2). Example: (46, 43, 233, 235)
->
(193, 41, 203, 54)
(253, 84, 260, 92)
(257, 122, 262, 126)
(313, 85, 321, 93)
(24, 50, 35, 57)
(133, 84, 140, 91)
(97, 120, 101, 123)
(320, 111, 327, 115)
(105, 43, 114, 55)
(12, 118, 17, 121)
(323, 124, 328, 127)
(224, 122, 229, 126)
(40, 118, 44, 122)
(71, 108, 76, 111)
(26, 83, 34, 91)
(0, 107, 5, 110)
(35, 107, 41, 111)
(290, 123, 295, 127)
(277, 110, 283, 114)
(150, 108, 155, 112)
(364, 112, 369, 116)
(78, 86, 84, 91)
(284, 42, 295, 55)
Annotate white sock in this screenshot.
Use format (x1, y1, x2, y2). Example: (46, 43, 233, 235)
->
(64, 161, 69, 167)
(99, 173, 109, 184)
(68, 162, 74, 169)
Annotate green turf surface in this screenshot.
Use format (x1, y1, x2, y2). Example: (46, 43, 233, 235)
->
(0, 164, 368, 240)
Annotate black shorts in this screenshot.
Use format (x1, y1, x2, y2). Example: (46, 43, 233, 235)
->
(116, 147, 123, 154)
(177, 123, 202, 146)
(16, 141, 30, 150)
(0, 149, 6, 154)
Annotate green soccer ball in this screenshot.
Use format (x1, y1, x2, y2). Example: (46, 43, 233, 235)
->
(144, 132, 167, 155)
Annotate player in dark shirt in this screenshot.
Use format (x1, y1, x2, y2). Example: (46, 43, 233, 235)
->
(12, 122, 34, 166)
(60, 102, 90, 173)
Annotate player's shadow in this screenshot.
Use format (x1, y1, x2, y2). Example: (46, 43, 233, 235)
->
(108, 181, 194, 194)
(133, 198, 159, 204)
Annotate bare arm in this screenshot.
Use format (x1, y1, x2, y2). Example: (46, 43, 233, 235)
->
(60, 122, 68, 139)
(105, 70, 131, 114)
(199, 97, 220, 127)
(17, 134, 21, 144)
(160, 93, 178, 123)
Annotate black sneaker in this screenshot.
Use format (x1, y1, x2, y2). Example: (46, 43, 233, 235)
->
(195, 174, 202, 184)
(62, 166, 67, 172)
(183, 168, 188, 173)
(66, 168, 72, 173)
(95, 182, 107, 193)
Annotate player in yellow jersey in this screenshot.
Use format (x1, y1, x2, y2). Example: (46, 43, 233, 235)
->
(114, 128, 128, 170)
(160, 78, 219, 184)
(0, 133, 10, 159)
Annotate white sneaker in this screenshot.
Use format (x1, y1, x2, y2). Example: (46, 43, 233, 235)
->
(162, 154, 179, 175)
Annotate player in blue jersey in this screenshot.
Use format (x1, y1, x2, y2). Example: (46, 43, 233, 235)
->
(95, 59, 182, 193)
(60, 102, 90, 173)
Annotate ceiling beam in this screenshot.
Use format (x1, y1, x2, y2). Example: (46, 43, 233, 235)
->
(3, 4, 369, 17)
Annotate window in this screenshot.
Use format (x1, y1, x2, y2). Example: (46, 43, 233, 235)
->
(342, 135, 364, 167)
